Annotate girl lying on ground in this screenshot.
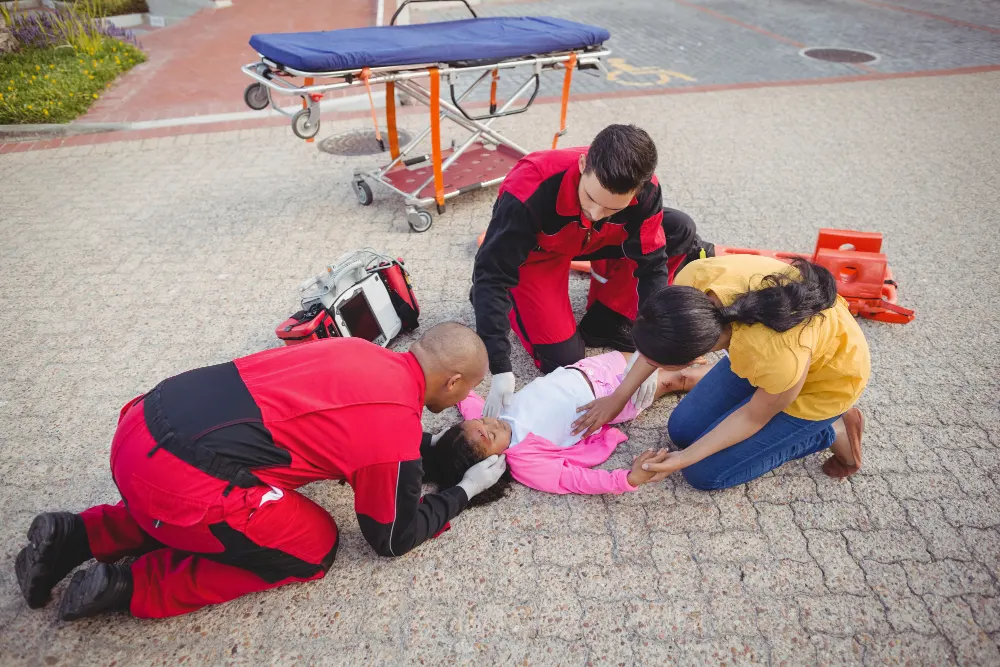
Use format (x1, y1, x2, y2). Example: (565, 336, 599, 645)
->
(420, 350, 711, 504)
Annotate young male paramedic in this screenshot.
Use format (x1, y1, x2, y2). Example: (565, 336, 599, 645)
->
(15, 323, 507, 620)
(471, 124, 712, 418)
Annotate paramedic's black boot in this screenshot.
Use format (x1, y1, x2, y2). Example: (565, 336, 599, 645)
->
(16, 512, 91, 608)
(578, 301, 636, 352)
(58, 562, 133, 621)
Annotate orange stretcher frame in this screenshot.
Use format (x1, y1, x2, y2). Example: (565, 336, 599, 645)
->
(475, 228, 915, 324)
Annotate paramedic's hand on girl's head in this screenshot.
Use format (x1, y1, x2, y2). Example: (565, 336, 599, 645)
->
(626, 449, 670, 487)
(458, 454, 507, 499)
(625, 354, 659, 412)
(483, 372, 515, 419)
(572, 393, 628, 437)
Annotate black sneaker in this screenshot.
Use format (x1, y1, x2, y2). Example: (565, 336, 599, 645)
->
(16, 512, 92, 609)
(58, 562, 133, 621)
(578, 301, 636, 352)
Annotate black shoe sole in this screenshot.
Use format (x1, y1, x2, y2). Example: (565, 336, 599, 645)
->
(16, 513, 74, 609)
(59, 563, 128, 622)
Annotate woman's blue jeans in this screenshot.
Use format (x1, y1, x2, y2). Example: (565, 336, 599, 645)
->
(668, 356, 839, 490)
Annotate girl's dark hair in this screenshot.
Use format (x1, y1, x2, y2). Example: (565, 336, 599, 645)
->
(633, 258, 838, 366)
(420, 424, 513, 508)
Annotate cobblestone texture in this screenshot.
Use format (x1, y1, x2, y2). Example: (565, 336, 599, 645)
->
(0, 59, 998, 666)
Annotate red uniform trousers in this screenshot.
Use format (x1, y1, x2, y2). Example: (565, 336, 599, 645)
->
(507, 253, 687, 371)
(78, 398, 338, 618)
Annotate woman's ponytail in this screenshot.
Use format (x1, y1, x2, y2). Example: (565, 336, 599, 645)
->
(717, 259, 837, 332)
(632, 259, 838, 366)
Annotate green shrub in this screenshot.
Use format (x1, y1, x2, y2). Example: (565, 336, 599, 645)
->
(0, 38, 145, 123)
(74, 0, 151, 18)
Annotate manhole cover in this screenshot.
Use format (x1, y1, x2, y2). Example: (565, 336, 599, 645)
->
(318, 128, 413, 156)
(801, 47, 878, 64)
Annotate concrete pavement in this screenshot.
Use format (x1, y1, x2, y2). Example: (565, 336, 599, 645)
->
(1, 68, 999, 665)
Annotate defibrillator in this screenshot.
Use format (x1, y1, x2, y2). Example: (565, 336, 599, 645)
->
(276, 249, 420, 347)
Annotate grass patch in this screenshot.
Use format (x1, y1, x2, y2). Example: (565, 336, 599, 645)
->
(0, 37, 144, 123)
(74, 0, 150, 17)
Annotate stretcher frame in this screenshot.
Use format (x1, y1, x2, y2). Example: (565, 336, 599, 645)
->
(240, 4, 609, 231)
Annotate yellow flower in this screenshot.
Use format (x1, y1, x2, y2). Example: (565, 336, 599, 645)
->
(92, 60, 98, 67)
(0, 93, 3, 101)
(50, 64, 55, 69)
(92, 93, 98, 99)
(35, 65, 41, 71)
(79, 60, 84, 64)
(43, 75, 48, 80)
(89, 75, 94, 80)
(43, 109, 48, 116)
(26, 104, 32, 109)
(83, 70, 89, 75)
(69, 92, 74, 97)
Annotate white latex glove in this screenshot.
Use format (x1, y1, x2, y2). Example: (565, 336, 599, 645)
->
(626, 353, 658, 412)
(457, 454, 508, 499)
(483, 372, 515, 419)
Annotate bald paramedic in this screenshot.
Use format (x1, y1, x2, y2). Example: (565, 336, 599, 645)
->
(15, 323, 507, 620)
(471, 124, 713, 417)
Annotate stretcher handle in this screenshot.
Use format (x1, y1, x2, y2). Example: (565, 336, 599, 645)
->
(390, 0, 477, 25)
(450, 74, 540, 122)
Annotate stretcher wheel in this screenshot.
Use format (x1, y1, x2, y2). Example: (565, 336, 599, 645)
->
(243, 83, 269, 111)
(291, 109, 320, 140)
(353, 180, 373, 206)
(407, 209, 433, 233)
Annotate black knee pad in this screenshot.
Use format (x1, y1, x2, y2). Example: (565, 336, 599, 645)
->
(533, 335, 585, 374)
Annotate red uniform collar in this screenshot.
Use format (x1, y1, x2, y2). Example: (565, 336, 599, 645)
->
(401, 351, 427, 407)
(554, 153, 640, 228)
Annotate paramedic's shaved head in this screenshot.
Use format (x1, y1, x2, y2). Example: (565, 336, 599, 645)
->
(411, 322, 488, 413)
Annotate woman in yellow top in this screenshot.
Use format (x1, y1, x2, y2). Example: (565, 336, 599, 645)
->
(572, 254, 871, 489)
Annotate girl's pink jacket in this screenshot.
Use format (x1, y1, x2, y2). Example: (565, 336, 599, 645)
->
(457, 393, 637, 495)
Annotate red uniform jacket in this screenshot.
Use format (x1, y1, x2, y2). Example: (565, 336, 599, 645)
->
(472, 147, 668, 374)
(141, 338, 465, 557)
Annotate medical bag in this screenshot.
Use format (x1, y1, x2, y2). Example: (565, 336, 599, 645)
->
(276, 249, 420, 347)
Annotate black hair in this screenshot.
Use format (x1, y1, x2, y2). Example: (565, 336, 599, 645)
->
(632, 258, 838, 366)
(420, 424, 513, 508)
(584, 124, 658, 195)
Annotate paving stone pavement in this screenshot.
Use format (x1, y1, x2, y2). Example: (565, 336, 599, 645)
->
(1, 69, 999, 665)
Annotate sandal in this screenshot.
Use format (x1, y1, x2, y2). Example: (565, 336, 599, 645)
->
(822, 407, 864, 478)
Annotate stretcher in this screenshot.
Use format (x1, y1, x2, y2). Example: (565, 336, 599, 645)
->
(240, 0, 610, 232)
(476, 228, 915, 324)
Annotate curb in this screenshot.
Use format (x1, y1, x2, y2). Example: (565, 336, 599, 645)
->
(0, 90, 382, 141)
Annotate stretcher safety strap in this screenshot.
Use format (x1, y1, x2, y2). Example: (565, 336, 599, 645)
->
(552, 52, 577, 149)
(385, 81, 400, 159)
(489, 69, 499, 115)
(429, 68, 445, 208)
(360, 67, 385, 151)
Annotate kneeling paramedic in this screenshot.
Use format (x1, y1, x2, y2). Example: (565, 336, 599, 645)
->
(471, 124, 713, 418)
(15, 322, 507, 620)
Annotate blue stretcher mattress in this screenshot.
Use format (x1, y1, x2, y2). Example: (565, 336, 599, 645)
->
(249, 17, 610, 73)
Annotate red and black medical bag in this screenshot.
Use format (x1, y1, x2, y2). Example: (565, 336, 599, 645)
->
(275, 257, 420, 346)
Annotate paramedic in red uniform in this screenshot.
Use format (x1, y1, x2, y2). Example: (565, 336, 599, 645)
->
(14, 322, 507, 620)
(472, 124, 713, 417)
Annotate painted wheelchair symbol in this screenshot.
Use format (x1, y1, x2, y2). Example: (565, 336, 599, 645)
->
(606, 58, 696, 87)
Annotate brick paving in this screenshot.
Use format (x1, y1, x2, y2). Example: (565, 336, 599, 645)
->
(1, 67, 999, 665)
(77, 0, 376, 123)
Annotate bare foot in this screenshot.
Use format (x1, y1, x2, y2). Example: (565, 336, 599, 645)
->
(823, 408, 864, 478)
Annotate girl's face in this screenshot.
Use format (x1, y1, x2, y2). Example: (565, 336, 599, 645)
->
(462, 417, 512, 457)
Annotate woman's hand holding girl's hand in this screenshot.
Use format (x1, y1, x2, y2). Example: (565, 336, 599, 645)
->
(640, 449, 688, 482)
(627, 449, 669, 487)
(573, 392, 629, 437)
